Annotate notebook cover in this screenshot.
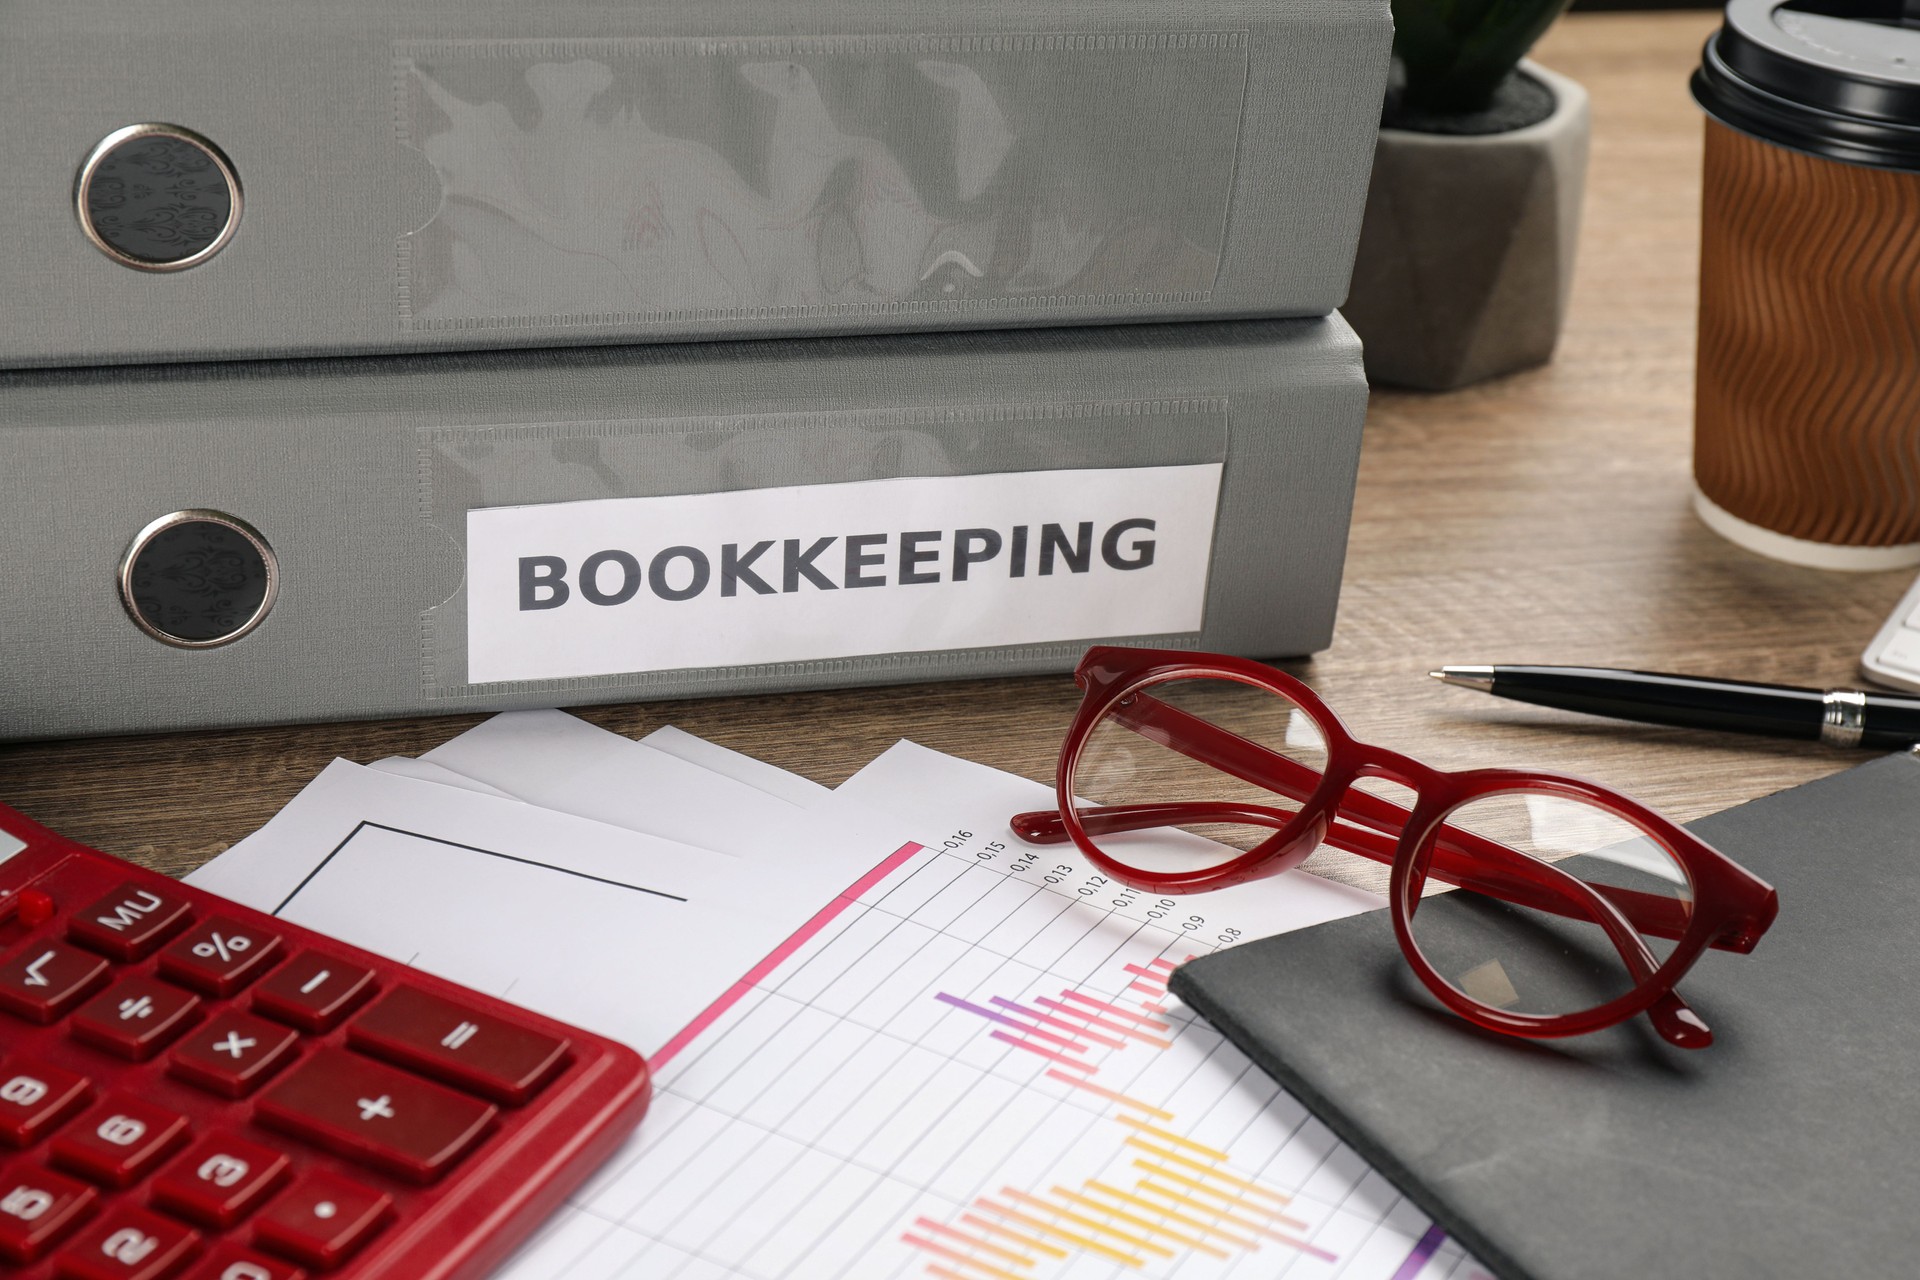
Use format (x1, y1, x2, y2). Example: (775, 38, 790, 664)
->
(1168, 751, 1920, 1280)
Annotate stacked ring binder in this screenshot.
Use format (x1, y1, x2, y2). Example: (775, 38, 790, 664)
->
(0, 0, 1393, 738)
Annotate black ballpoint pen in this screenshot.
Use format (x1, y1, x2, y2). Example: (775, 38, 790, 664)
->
(1430, 665, 1920, 749)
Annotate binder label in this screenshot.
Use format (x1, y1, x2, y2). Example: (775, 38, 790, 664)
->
(464, 465, 1222, 684)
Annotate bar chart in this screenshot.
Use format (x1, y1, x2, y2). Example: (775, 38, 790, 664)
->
(504, 826, 1482, 1280)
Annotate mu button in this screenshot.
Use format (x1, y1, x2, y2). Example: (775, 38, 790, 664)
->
(254, 1049, 496, 1184)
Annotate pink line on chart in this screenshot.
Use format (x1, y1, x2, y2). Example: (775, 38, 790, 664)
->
(1122, 963, 1169, 982)
(1146, 958, 1177, 972)
(1127, 981, 1165, 996)
(1054, 989, 1173, 1029)
(652, 841, 927, 1067)
(938, 994, 1090, 1052)
(992, 1030, 1097, 1072)
(1032, 997, 1171, 1046)
(989, 997, 1127, 1048)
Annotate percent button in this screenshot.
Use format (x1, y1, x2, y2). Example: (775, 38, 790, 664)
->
(160, 917, 282, 997)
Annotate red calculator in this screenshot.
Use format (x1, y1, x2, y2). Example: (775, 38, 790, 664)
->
(0, 802, 651, 1280)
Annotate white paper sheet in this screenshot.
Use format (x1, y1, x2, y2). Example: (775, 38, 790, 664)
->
(418, 710, 808, 855)
(186, 760, 892, 1056)
(366, 755, 521, 798)
(194, 727, 1478, 1280)
(483, 741, 1470, 1280)
(639, 724, 833, 808)
(836, 741, 1387, 943)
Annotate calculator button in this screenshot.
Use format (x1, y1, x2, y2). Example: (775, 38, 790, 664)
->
(71, 978, 202, 1062)
(51, 1095, 190, 1188)
(158, 919, 283, 998)
(151, 1133, 289, 1229)
(0, 1160, 96, 1264)
(254, 1048, 496, 1184)
(54, 1205, 200, 1280)
(68, 885, 193, 962)
(168, 1013, 299, 1099)
(253, 1170, 390, 1270)
(0, 942, 111, 1024)
(349, 985, 569, 1105)
(0, 1058, 92, 1148)
(252, 954, 374, 1033)
(182, 1244, 308, 1280)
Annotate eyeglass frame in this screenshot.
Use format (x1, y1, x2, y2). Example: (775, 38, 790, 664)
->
(1010, 646, 1779, 1050)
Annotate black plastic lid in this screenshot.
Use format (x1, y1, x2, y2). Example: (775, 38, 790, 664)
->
(1694, 0, 1920, 169)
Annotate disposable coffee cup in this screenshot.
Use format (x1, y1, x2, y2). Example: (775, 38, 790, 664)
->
(1691, 0, 1920, 570)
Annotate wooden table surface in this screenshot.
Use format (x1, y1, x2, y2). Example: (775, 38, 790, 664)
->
(3, 11, 1912, 884)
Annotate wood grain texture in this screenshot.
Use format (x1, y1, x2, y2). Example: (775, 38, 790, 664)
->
(1695, 120, 1920, 547)
(1, 13, 1912, 892)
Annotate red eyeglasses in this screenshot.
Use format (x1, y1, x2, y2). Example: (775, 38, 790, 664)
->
(1011, 647, 1778, 1049)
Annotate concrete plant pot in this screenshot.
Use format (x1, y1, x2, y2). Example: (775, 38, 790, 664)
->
(1343, 61, 1590, 391)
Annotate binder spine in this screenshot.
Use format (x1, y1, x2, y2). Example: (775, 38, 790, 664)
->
(0, 318, 1367, 739)
(3, 0, 1391, 367)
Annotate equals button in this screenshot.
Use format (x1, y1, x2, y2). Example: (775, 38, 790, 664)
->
(348, 986, 568, 1105)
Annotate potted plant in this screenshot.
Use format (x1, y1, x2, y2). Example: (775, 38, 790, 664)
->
(1342, 0, 1588, 391)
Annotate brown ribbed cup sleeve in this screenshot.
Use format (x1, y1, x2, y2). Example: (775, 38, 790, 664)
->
(1694, 120, 1920, 549)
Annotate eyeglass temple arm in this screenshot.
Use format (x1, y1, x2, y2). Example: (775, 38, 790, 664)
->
(1078, 695, 1710, 946)
(1012, 802, 1694, 945)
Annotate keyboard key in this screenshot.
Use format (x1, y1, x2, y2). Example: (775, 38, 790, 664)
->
(0, 942, 110, 1024)
(254, 1048, 496, 1184)
(168, 1012, 298, 1099)
(55, 1205, 199, 1280)
(68, 884, 193, 962)
(253, 1170, 390, 1270)
(51, 1095, 190, 1188)
(349, 985, 569, 1105)
(151, 1133, 289, 1229)
(0, 1160, 96, 1264)
(182, 1244, 308, 1280)
(70, 978, 202, 1062)
(158, 919, 283, 998)
(0, 1057, 91, 1148)
(252, 954, 374, 1033)
(1879, 626, 1920, 676)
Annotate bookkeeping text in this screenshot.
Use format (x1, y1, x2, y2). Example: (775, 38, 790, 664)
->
(518, 519, 1158, 610)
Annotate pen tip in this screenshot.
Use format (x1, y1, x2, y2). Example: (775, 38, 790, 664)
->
(1430, 666, 1496, 693)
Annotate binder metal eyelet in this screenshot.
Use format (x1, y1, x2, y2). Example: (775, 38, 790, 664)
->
(75, 123, 242, 272)
(118, 510, 279, 649)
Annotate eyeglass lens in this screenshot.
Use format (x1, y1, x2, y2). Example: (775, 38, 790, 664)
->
(1406, 792, 1695, 1018)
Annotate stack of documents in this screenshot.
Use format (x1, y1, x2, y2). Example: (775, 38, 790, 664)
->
(191, 712, 1489, 1279)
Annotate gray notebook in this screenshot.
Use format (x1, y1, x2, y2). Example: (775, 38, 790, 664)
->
(1169, 751, 1920, 1280)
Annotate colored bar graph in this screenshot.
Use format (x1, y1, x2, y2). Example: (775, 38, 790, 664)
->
(990, 997, 1128, 1048)
(991, 1029, 1097, 1072)
(1043, 1070, 1176, 1121)
(1053, 988, 1175, 1029)
(938, 993, 1092, 1052)
(903, 949, 1351, 1280)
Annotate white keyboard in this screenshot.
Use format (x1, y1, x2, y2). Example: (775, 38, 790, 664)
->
(1862, 573, 1920, 692)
